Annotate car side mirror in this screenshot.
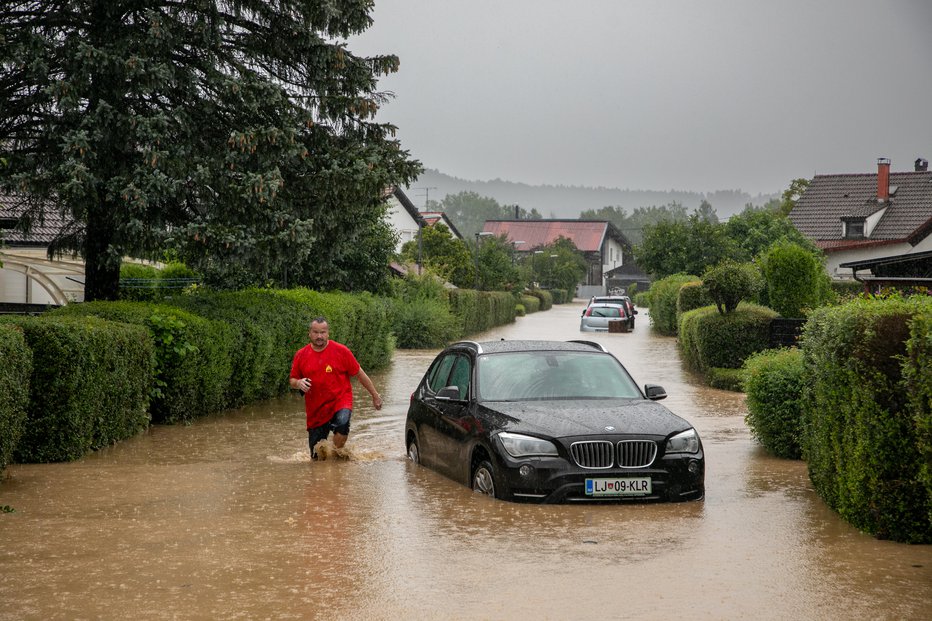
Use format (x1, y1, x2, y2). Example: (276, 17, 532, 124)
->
(437, 385, 461, 400)
(644, 384, 667, 400)
(633, 309, 639, 315)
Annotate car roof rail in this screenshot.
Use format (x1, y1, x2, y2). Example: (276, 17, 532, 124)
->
(567, 339, 607, 352)
(452, 340, 482, 354)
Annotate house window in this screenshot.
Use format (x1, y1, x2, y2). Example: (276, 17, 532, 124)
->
(845, 220, 865, 239)
(0, 218, 17, 230)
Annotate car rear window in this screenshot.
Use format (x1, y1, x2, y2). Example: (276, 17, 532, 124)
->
(477, 351, 641, 401)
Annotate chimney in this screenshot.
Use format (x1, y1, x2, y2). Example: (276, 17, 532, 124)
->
(877, 157, 891, 201)
(916, 157, 929, 172)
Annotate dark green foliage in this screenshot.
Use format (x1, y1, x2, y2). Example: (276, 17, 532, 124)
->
(677, 281, 714, 315)
(647, 274, 699, 335)
(0, 2, 419, 300)
(702, 260, 762, 314)
(447, 289, 516, 336)
(902, 312, 932, 527)
(759, 240, 832, 317)
(635, 211, 735, 279)
(1, 316, 151, 462)
(520, 295, 541, 314)
(705, 367, 746, 392)
(391, 299, 461, 348)
(51, 302, 233, 424)
(743, 348, 805, 459)
(525, 289, 553, 311)
(0, 325, 32, 470)
(679, 304, 778, 371)
(634, 292, 650, 307)
(800, 297, 931, 542)
(547, 289, 569, 304)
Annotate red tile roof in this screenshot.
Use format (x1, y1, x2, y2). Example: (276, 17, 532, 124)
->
(482, 220, 626, 252)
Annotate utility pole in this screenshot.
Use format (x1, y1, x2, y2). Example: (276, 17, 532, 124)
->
(412, 187, 436, 276)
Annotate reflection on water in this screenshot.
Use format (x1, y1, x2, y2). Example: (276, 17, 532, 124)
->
(1, 302, 930, 621)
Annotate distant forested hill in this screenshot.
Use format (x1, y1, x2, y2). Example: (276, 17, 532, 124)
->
(405, 168, 779, 220)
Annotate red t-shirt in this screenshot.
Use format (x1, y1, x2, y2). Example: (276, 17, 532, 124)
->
(289, 340, 360, 429)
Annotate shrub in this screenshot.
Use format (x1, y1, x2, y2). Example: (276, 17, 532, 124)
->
(677, 281, 713, 315)
(903, 311, 932, 526)
(1, 316, 152, 462)
(759, 240, 831, 317)
(800, 296, 931, 542)
(520, 294, 541, 314)
(515, 304, 526, 317)
(647, 273, 699, 335)
(679, 303, 778, 372)
(392, 298, 461, 348)
(706, 367, 745, 392)
(634, 291, 650, 308)
(447, 289, 516, 336)
(0, 324, 32, 470)
(743, 348, 805, 459)
(118, 263, 162, 302)
(702, 260, 762, 314)
(548, 289, 569, 304)
(51, 302, 233, 424)
(525, 289, 553, 311)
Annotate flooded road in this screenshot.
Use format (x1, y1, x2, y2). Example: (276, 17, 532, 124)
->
(1, 302, 930, 620)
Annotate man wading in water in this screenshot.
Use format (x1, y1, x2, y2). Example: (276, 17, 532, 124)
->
(289, 317, 382, 459)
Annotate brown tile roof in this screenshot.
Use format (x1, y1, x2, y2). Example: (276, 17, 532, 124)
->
(0, 193, 72, 247)
(482, 220, 629, 253)
(789, 169, 932, 251)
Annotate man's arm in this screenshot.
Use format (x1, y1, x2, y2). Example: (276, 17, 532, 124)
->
(354, 368, 382, 410)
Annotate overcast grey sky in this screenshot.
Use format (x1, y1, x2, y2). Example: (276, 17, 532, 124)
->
(349, 0, 932, 196)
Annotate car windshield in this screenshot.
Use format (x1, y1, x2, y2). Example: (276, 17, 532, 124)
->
(477, 351, 642, 401)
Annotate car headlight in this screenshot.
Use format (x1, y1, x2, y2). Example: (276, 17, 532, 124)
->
(666, 428, 700, 454)
(498, 432, 559, 457)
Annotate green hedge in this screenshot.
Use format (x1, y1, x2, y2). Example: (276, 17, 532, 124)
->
(677, 281, 714, 315)
(547, 289, 569, 304)
(520, 294, 541, 314)
(447, 289, 516, 335)
(800, 296, 931, 543)
(743, 347, 805, 459)
(391, 298, 461, 348)
(0, 316, 152, 462)
(525, 289, 553, 311)
(0, 324, 32, 470)
(648, 274, 699, 335)
(51, 302, 233, 424)
(678, 303, 778, 372)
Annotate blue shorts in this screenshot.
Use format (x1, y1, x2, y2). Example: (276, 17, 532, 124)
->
(308, 408, 352, 455)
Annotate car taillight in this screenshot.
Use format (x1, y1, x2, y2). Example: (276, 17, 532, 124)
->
(585, 307, 593, 316)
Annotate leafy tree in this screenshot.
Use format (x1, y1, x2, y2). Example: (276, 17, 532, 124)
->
(399, 223, 473, 287)
(0, 1, 419, 300)
(780, 178, 811, 216)
(724, 202, 816, 262)
(580, 202, 687, 245)
(634, 209, 735, 279)
(437, 191, 540, 240)
(524, 236, 586, 293)
(476, 234, 520, 291)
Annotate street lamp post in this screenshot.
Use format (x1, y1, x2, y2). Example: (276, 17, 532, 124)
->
(474, 231, 493, 290)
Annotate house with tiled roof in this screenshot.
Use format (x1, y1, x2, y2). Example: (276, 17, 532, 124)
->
(0, 194, 84, 308)
(481, 219, 633, 298)
(384, 186, 427, 255)
(788, 157, 932, 280)
(420, 211, 463, 240)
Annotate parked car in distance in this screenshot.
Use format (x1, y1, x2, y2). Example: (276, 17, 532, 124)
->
(404, 339, 705, 503)
(586, 295, 637, 329)
(580, 303, 629, 332)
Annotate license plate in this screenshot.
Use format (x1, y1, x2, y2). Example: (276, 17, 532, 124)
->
(585, 477, 652, 497)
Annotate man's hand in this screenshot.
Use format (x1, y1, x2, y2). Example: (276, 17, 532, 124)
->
(372, 393, 383, 410)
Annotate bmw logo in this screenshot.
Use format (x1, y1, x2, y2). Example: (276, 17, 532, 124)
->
(605, 426, 615, 431)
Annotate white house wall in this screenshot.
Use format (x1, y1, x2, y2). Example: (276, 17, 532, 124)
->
(825, 241, 927, 279)
(385, 195, 420, 254)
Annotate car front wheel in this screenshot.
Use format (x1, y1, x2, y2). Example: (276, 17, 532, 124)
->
(407, 437, 420, 464)
(472, 459, 497, 498)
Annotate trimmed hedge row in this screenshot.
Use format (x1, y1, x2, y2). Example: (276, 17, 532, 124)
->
(800, 296, 931, 543)
(50, 302, 234, 424)
(677, 281, 714, 316)
(519, 294, 541, 314)
(525, 289, 553, 311)
(0, 316, 152, 462)
(0, 324, 32, 470)
(447, 289, 516, 335)
(647, 273, 699, 335)
(742, 347, 805, 459)
(547, 289, 570, 304)
(678, 303, 778, 372)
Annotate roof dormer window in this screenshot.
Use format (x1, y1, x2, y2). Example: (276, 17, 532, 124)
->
(844, 218, 865, 239)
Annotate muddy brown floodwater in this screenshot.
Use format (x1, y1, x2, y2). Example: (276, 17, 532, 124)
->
(1, 302, 930, 620)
